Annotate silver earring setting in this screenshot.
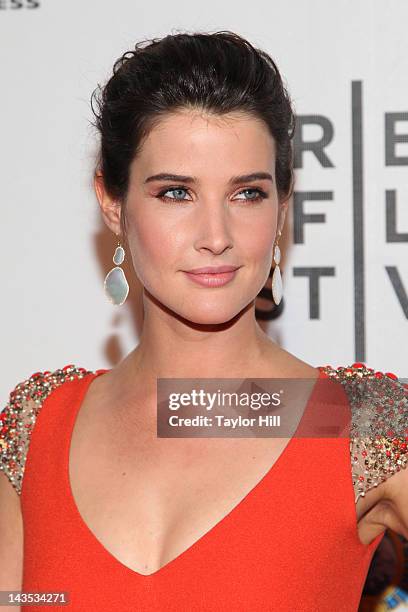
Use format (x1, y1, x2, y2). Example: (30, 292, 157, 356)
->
(271, 236, 283, 306)
(104, 235, 129, 305)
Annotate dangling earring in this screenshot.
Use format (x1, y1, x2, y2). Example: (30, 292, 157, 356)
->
(271, 231, 283, 306)
(104, 234, 129, 305)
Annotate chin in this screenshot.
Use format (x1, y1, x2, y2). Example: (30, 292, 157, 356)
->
(173, 302, 246, 327)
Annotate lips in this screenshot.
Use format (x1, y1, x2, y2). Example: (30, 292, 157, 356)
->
(182, 266, 240, 288)
(184, 265, 240, 274)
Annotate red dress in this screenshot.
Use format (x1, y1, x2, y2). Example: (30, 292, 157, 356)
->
(2, 363, 407, 610)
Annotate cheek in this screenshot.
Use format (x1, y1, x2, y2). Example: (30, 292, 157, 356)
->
(239, 217, 276, 264)
(126, 208, 180, 277)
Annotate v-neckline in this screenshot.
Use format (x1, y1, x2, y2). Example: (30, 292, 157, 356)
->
(64, 368, 324, 578)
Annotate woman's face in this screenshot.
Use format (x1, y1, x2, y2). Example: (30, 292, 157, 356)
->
(113, 109, 285, 324)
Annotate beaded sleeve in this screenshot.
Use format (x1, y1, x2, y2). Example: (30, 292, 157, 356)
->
(0, 365, 93, 496)
(319, 362, 408, 503)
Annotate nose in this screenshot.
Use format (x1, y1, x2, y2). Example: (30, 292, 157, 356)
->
(193, 200, 234, 255)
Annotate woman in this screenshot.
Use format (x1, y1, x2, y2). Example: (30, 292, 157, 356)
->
(0, 30, 407, 611)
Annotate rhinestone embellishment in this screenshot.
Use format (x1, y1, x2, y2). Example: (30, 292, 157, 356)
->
(0, 364, 94, 496)
(318, 362, 408, 502)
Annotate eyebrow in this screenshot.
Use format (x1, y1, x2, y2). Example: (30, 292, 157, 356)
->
(144, 172, 273, 185)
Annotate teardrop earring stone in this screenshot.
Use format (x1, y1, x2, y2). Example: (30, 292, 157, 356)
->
(272, 265, 283, 305)
(273, 244, 281, 266)
(113, 246, 125, 265)
(104, 266, 129, 305)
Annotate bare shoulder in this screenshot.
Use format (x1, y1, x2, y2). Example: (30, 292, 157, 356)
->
(260, 341, 320, 378)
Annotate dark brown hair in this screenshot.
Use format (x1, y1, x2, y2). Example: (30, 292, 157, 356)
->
(90, 29, 296, 239)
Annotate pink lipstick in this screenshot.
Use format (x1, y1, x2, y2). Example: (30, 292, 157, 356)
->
(182, 265, 240, 287)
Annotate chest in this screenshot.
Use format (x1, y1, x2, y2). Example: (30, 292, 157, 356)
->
(69, 405, 296, 576)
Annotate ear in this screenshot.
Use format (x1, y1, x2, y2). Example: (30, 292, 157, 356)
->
(94, 172, 122, 236)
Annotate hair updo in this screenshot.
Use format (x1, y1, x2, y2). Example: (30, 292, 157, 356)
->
(90, 30, 296, 240)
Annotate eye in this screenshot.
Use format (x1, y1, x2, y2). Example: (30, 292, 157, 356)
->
(234, 188, 268, 202)
(157, 187, 192, 203)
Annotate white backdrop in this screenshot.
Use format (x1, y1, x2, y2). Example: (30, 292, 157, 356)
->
(1, 0, 407, 404)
